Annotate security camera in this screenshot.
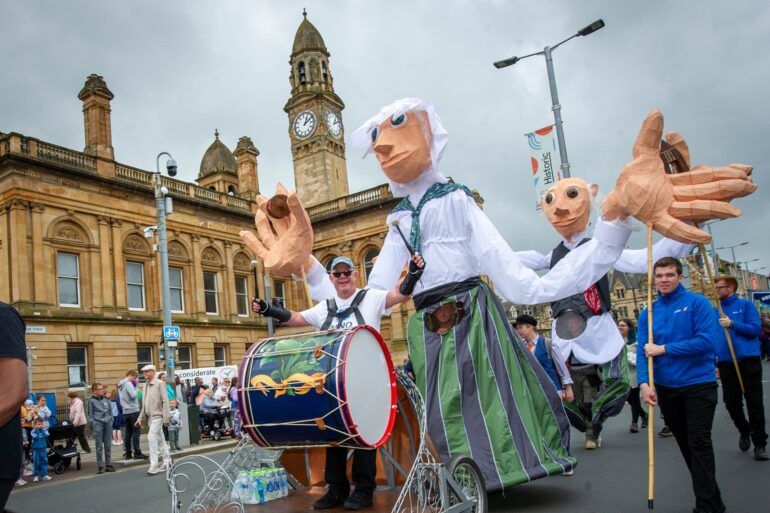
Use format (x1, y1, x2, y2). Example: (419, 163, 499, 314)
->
(143, 226, 156, 239)
(166, 158, 178, 177)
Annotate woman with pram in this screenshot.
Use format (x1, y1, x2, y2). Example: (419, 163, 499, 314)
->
(199, 389, 225, 439)
(67, 391, 90, 453)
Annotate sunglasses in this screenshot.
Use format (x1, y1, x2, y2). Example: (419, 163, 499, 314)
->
(331, 269, 354, 278)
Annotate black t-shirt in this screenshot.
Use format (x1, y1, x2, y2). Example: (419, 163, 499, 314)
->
(0, 302, 27, 481)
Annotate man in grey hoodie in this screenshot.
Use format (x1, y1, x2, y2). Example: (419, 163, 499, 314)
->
(118, 370, 147, 460)
(87, 383, 114, 474)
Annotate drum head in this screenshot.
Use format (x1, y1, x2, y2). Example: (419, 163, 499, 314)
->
(555, 310, 587, 340)
(342, 327, 396, 447)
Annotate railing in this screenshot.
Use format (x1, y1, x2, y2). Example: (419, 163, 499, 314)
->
(194, 186, 222, 205)
(307, 183, 393, 220)
(226, 195, 250, 211)
(37, 141, 97, 171)
(116, 163, 153, 187)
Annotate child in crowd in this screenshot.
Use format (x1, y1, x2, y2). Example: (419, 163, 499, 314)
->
(88, 383, 115, 474)
(30, 419, 51, 482)
(168, 399, 182, 452)
(109, 388, 124, 446)
(36, 396, 52, 429)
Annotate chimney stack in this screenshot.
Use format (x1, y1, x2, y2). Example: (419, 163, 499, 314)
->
(233, 136, 260, 201)
(78, 74, 114, 160)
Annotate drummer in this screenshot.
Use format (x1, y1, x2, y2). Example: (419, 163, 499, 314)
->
(251, 253, 424, 511)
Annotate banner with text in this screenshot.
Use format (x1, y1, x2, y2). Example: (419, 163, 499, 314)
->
(175, 365, 238, 386)
(526, 125, 561, 210)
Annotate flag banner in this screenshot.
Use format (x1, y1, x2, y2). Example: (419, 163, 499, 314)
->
(525, 125, 561, 210)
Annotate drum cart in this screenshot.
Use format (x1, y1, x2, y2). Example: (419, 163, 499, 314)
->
(167, 369, 487, 513)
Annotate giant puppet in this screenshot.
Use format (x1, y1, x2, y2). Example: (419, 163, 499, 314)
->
(240, 101, 755, 491)
(515, 177, 693, 445)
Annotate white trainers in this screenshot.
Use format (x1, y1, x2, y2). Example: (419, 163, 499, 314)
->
(147, 466, 161, 475)
(33, 476, 39, 482)
(15, 479, 26, 487)
(562, 470, 574, 476)
(42, 476, 52, 481)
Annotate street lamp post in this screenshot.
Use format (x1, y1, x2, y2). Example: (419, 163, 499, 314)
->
(154, 152, 178, 384)
(494, 19, 605, 179)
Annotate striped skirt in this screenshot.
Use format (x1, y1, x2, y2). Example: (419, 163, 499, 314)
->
(407, 280, 575, 492)
(564, 347, 630, 432)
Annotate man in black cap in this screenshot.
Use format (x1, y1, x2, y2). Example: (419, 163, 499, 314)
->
(514, 314, 573, 401)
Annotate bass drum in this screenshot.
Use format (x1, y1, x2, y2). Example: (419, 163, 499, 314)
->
(280, 375, 422, 487)
(239, 326, 397, 449)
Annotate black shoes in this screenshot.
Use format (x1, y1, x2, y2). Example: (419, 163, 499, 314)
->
(630, 422, 639, 433)
(97, 467, 104, 474)
(754, 447, 769, 461)
(344, 490, 374, 510)
(313, 488, 349, 510)
(658, 426, 674, 438)
(739, 434, 751, 452)
(641, 417, 648, 429)
(133, 453, 149, 460)
(105, 465, 116, 472)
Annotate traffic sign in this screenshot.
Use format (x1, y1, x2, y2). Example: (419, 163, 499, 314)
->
(163, 326, 180, 341)
(167, 359, 175, 367)
(167, 340, 178, 348)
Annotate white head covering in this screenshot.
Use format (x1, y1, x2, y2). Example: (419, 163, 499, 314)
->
(350, 98, 449, 199)
(141, 364, 157, 372)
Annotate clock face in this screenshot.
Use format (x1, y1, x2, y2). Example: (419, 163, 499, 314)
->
(293, 111, 316, 138)
(326, 111, 342, 137)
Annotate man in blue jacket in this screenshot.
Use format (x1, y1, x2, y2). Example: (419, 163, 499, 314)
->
(638, 257, 724, 513)
(714, 276, 767, 461)
(514, 314, 574, 401)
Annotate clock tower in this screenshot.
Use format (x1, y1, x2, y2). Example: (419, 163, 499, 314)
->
(285, 11, 348, 207)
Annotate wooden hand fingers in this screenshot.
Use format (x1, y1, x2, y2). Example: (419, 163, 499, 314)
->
(673, 178, 757, 202)
(669, 200, 741, 222)
(632, 109, 664, 159)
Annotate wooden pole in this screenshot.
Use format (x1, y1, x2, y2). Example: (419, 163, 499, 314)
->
(300, 268, 314, 309)
(698, 243, 745, 394)
(647, 223, 655, 510)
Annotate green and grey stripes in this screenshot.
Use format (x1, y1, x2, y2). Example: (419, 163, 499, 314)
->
(407, 282, 576, 492)
(564, 346, 630, 432)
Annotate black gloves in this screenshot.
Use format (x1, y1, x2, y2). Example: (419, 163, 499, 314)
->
(251, 298, 292, 323)
(399, 256, 425, 296)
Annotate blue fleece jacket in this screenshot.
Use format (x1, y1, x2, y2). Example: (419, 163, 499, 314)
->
(31, 427, 48, 450)
(715, 294, 762, 362)
(637, 284, 719, 388)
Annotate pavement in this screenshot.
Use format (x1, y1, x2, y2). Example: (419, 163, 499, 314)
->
(14, 431, 238, 486)
(8, 374, 770, 513)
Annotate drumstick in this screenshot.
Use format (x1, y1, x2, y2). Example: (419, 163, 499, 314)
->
(250, 260, 260, 297)
(391, 219, 416, 256)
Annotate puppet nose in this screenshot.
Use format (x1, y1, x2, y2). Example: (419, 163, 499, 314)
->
(373, 141, 394, 157)
(554, 207, 570, 216)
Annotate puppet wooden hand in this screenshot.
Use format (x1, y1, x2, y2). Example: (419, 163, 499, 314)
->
(601, 110, 755, 244)
(239, 182, 315, 277)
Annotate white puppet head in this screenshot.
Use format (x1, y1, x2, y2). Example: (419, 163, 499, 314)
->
(351, 98, 449, 197)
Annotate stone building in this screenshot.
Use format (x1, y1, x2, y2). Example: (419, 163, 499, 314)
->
(0, 13, 416, 400)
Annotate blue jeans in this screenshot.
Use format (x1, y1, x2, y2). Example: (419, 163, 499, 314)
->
(33, 448, 48, 477)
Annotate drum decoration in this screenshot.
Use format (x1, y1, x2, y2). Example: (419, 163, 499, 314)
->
(239, 325, 397, 449)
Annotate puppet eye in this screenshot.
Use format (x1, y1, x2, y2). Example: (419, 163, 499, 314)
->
(391, 113, 406, 127)
(545, 192, 555, 204)
(566, 187, 580, 199)
(370, 127, 379, 143)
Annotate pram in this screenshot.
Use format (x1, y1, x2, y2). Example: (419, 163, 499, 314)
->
(201, 406, 233, 441)
(47, 422, 81, 474)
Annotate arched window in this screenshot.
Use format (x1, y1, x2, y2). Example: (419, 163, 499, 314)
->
(298, 62, 306, 84)
(322, 61, 328, 82)
(227, 185, 236, 196)
(208, 186, 216, 191)
(363, 248, 380, 282)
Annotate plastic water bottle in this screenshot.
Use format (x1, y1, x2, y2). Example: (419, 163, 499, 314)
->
(235, 471, 252, 504)
(278, 468, 289, 497)
(254, 470, 266, 503)
(266, 470, 278, 501)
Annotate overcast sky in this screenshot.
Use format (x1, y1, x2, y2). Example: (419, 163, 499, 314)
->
(2, 0, 768, 280)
